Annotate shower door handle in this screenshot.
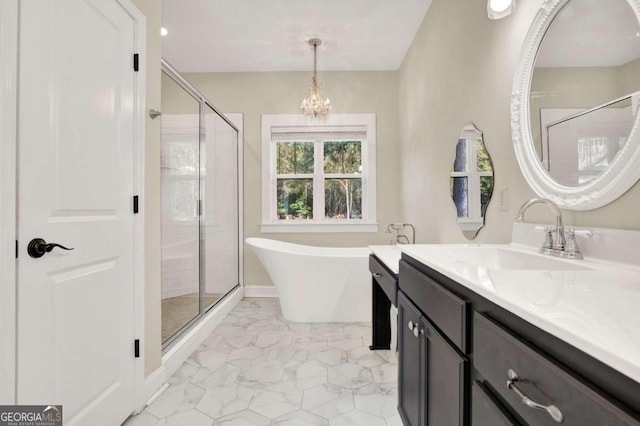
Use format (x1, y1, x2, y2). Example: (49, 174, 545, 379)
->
(28, 238, 74, 258)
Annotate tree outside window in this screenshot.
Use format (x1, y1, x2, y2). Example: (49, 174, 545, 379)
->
(275, 139, 363, 220)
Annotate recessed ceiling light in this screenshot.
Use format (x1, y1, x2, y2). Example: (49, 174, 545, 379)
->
(160, 27, 169, 37)
(488, 0, 515, 19)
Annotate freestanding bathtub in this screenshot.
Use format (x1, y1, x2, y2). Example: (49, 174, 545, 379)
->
(246, 238, 372, 323)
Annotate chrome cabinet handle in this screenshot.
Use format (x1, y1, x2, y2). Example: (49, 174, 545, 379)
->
(507, 369, 563, 423)
(413, 326, 420, 338)
(373, 273, 383, 278)
(407, 320, 414, 331)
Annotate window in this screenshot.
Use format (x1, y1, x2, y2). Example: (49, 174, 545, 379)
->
(261, 114, 377, 232)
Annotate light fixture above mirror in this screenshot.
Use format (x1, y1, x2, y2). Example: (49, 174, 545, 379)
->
(488, 0, 515, 19)
(301, 38, 332, 119)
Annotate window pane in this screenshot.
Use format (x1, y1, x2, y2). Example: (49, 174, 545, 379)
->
(277, 142, 314, 174)
(163, 179, 198, 221)
(477, 139, 492, 172)
(324, 141, 362, 174)
(480, 176, 494, 217)
(325, 178, 362, 219)
(451, 177, 468, 218)
(453, 139, 468, 172)
(277, 178, 313, 219)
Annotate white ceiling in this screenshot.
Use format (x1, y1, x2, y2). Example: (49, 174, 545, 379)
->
(535, 0, 640, 68)
(161, 0, 432, 72)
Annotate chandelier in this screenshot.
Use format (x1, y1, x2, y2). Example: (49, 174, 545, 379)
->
(300, 38, 331, 118)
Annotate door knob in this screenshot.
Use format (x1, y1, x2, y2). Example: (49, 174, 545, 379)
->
(27, 238, 74, 258)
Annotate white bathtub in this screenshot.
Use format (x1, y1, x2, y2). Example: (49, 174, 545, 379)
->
(246, 238, 372, 323)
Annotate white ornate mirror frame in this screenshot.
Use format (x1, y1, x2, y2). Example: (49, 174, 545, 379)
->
(511, 0, 640, 210)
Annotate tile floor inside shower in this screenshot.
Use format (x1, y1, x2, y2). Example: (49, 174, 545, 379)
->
(125, 298, 400, 426)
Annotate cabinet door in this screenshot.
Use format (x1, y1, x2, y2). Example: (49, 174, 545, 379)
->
(398, 292, 425, 426)
(424, 317, 469, 426)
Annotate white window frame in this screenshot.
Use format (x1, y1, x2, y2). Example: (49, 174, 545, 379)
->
(261, 114, 377, 233)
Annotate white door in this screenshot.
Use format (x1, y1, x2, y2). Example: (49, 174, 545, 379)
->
(17, 1, 138, 425)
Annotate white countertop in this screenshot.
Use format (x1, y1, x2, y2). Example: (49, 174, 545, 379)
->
(400, 243, 640, 385)
(369, 245, 403, 274)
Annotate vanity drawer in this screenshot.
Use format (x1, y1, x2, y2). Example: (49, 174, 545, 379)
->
(369, 255, 397, 306)
(473, 312, 640, 425)
(472, 381, 520, 426)
(399, 260, 469, 353)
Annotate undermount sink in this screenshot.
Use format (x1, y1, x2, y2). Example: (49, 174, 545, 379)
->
(405, 245, 594, 271)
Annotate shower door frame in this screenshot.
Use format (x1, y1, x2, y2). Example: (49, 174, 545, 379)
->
(160, 59, 242, 350)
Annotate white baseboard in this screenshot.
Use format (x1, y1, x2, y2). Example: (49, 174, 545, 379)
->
(137, 285, 244, 410)
(243, 285, 278, 298)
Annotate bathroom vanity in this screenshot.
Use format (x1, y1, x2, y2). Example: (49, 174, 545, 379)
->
(368, 246, 401, 349)
(392, 241, 640, 426)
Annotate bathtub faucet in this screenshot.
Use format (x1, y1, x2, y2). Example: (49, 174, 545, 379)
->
(385, 223, 415, 245)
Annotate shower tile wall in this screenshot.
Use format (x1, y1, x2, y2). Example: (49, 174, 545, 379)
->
(161, 257, 197, 299)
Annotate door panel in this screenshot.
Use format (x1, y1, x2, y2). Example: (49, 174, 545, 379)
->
(425, 318, 468, 426)
(17, 1, 137, 424)
(204, 109, 239, 310)
(159, 73, 202, 344)
(398, 292, 424, 426)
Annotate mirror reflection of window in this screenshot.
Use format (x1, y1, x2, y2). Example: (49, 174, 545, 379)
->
(450, 123, 494, 238)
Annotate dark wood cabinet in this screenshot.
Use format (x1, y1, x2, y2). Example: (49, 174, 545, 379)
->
(471, 381, 520, 426)
(397, 288, 468, 426)
(398, 291, 424, 425)
(369, 254, 398, 350)
(396, 254, 640, 426)
(474, 312, 639, 426)
(423, 315, 468, 425)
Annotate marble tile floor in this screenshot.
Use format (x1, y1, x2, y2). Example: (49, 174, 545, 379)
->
(125, 298, 400, 426)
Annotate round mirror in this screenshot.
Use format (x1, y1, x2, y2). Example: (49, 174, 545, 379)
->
(450, 123, 494, 239)
(512, 0, 640, 210)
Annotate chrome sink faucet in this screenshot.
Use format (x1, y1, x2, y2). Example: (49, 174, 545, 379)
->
(515, 198, 566, 254)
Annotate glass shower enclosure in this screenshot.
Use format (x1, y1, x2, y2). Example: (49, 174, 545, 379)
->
(160, 59, 240, 347)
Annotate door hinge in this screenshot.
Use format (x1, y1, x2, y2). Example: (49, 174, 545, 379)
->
(133, 53, 139, 72)
(134, 339, 140, 358)
(133, 195, 139, 214)
(15, 240, 18, 259)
